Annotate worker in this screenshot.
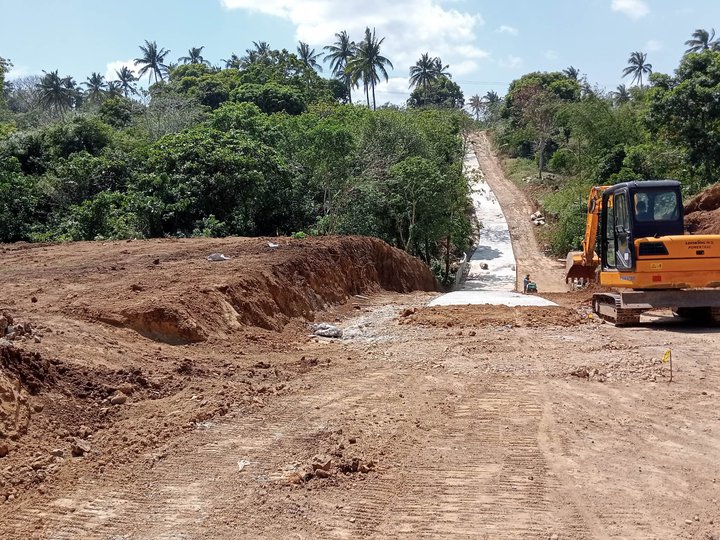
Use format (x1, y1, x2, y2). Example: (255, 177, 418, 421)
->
(636, 199, 651, 221)
(523, 274, 530, 294)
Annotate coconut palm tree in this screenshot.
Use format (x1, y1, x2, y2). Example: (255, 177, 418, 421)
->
(106, 80, 123, 98)
(622, 51, 652, 88)
(134, 40, 171, 83)
(297, 41, 323, 72)
(469, 94, 482, 121)
(324, 30, 357, 104)
(409, 52, 436, 90)
(115, 66, 138, 98)
(433, 57, 451, 79)
(685, 28, 717, 53)
(484, 90, 501, 105)
(37, 70, 76, 115)
(563, 66, 580, 81)
(179, 46, 210, 65)
(347, 27, 393, 110)
(222, 53, 242, 69)
(83, 72, 106, 103)
(611, 84, 631, 105)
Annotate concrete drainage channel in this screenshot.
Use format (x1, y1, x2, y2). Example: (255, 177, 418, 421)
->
(430, 148, 557, 308)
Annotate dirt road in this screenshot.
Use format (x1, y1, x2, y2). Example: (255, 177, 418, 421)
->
(471, 132, 568, 293)
(1, 149, 719, 539)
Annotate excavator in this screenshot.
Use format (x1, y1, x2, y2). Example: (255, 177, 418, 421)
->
(566, 180, 720, 326)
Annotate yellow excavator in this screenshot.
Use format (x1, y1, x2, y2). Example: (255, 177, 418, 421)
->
(566, 180, 720, 325)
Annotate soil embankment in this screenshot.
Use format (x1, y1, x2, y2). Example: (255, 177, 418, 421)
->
(685, 182, 720, 234)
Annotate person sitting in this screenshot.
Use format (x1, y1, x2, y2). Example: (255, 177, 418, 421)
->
(636, 200, 651, 221)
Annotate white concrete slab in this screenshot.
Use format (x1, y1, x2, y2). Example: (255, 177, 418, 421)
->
(429, 290, 558, 308)
(430, 148, 558, 308)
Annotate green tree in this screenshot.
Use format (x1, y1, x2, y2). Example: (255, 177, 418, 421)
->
(115, 66, 138, 97)
(179, 46, 210, 65)
(648, 50, 720, 186)
(622, 51, 652, 88)
(611, 83, 630, 105)
(134, 40, 171, 83)
(323, 30, 356, 104)
(469, 94, 482, 121)
(563, 66, 580, 81)
(0, 57, 12, 110)
(346, 27, 393, 110)
(36, 70, 76, 116)
(407, 76, 463, 109)
(230, 83, 305, 115)
(409, 53, 436, 91)
(83, 72, 107, 104)
(297, 42, 323, 72)
(685, 28, 718, 53)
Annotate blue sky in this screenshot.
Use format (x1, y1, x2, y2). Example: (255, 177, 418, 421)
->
(2, 0, 719, 104)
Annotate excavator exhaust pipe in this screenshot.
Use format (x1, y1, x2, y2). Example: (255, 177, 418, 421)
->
(565, 251, 598, 283)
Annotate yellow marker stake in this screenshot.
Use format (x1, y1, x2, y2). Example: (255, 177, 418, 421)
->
(662, 349, 673, 382)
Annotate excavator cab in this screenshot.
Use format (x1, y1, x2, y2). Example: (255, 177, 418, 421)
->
(600, 181, 684, 273)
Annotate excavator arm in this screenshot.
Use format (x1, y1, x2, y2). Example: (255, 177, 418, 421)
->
(565, 185, 609, 282)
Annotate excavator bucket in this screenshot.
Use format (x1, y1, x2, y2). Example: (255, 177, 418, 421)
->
(565, 251, 598, 283)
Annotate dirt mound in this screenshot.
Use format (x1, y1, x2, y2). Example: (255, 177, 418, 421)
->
(685, 183, 720, 215)
(0, 339, 51, 395)
(77, 236, 439, 342)
(685, 207, 720, 235)
(401, 305, 588, 329)
(684, 183, 720, 234)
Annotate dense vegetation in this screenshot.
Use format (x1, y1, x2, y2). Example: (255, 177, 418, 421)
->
(0, 32, 470, 283)
(486, 29, 720, 255)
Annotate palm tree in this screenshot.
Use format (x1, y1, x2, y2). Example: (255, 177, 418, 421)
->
(241, 41, 272, 67)
(469, 94, 482, 121)
(409, 52, 436, 90)
(622, 51, 652, 88)
(611, 84, 630, 105)
(222, 53, 242, 69)
(409, 54, 452, 91)
(347, 27, 393, 110)
(433, 57, 451, 79)
(83, 72, 106, 103)
(115, 66, 138, 97)
(484, 90, 501, 105)
(563, 66, 580, 81)
(297, 41, 323, 72)
(324, 30, 357, 104)
(37, 70, 76, 115)
(107, 80, 123, 98)
(134, 40, 171, 83)
(685, 28, 717, 53)
(179, 46, 209, 65)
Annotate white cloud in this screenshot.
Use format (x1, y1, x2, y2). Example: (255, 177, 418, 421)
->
(499, 55, 523, 69)
(105, 59, 151, 84)
(645, 39, 662, 52)
(496, 25, 518, 36)
(220, 0, 487, 82)
(611, 0, 650, 20)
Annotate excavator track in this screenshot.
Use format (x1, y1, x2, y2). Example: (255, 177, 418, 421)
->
(592, 293, 645, 327)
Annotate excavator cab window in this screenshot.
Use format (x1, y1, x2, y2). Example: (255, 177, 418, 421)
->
(631, 187, 683, 238)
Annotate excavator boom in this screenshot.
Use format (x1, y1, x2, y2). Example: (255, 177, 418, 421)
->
(565, 186, 608, 282)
